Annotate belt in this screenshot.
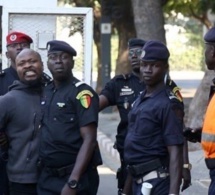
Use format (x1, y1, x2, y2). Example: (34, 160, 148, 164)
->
(136, 170, 169, 184)
(44, 164, 74, 177)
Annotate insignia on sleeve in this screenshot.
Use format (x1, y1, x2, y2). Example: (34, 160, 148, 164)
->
(172, 86, 183, 102)
(76, 90, 94, 108)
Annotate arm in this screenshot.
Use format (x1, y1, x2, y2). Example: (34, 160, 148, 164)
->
(122, 172, 133, 194)
(181, 138, 191, 191)
(99, 95, 110, 111)
(168, 145, 183, 194)
(61, 122, 97, 195)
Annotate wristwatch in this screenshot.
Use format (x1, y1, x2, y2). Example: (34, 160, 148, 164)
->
(67, 180, 79, 189)
(183, 163, 192, 170)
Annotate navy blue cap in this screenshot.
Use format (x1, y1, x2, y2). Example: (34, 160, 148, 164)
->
(128, 38, 146, 48)
(204, 27, 215, 43)
(141, 40, 170, 61)
(46, 40, 77, 56)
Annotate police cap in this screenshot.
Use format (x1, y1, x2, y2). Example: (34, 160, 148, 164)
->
(46, 40, 77, 56)
(204, 27, 215, 43)
(141, 40, 170, 61)
(128, 38, 146, 48)
(6, 31, 33, 46)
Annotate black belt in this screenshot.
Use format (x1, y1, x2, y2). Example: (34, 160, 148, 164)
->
(127, 159, 166, 177)
(44, 164, 74, 177)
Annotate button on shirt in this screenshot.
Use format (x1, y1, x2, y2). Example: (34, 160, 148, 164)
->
(124, 86, 184, 165)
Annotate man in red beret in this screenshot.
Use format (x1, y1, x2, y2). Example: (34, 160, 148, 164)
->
(0, 31, 33, 95)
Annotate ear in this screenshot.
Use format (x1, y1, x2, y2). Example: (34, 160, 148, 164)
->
(6, 51, 10, 59)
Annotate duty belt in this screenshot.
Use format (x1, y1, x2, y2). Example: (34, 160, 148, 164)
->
(43, 164, 74, 177)
(136, 170, 169, 184)
(127, 158, 165, 177)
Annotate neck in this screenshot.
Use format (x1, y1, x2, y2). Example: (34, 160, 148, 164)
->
(145, 82, 165, 97)
(10, 61, 16, 69)
(132, 70, 140, 78)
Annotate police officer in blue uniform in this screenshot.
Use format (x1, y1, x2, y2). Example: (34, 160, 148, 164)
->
(37, 40, 102, 195)
(99, 38, 146, 194)
(124, 41, 184, 195)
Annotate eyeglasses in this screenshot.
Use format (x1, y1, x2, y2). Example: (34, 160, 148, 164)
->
(7, 42, 30, 49)
(129, 48, 142, 57)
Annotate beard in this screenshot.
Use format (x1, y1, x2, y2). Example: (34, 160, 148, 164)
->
(22, 77, 42, 87)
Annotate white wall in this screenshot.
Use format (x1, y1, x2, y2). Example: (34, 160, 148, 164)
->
(0, 0, 57, 8)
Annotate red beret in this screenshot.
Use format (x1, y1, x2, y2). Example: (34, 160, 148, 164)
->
(6, 31, 33, 46)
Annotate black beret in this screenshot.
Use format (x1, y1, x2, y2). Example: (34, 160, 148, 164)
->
(204, 27, 215, 43)
(46, 40, 77, 56)
(128, 38, 146, 48)
(141, 40, 170, 61)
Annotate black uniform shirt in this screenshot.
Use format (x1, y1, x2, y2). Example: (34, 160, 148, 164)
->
(0, 66, 19, 96)
(124, 86, 184, 165)
(39, 76, 99, 167)
(100, 73, 145, 152)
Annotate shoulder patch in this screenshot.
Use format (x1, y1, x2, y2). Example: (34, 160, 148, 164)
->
(168, 90, 183, 102)
(76, 90, 94, 108)
(75, 81, 85, 87)
(172, 86, 183, 102)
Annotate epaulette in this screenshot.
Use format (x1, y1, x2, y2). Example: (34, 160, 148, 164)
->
(0, 70, 5, 76)
(75, 81, 85, 87)
(42, 73, 52, 81)
(115, 74, 130, 80)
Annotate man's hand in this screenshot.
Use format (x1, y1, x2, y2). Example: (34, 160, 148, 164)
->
(183, 127, 202, 143)
(61, 184, 76, 195)
(181, 168, 191, 192)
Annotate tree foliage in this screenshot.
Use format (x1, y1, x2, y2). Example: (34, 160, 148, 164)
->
(164, 0, 215, 28)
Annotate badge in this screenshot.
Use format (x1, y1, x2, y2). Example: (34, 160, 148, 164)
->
(10, 34, 17, 41)
(76, 90, 93, 108)
(123, 97, 129, 109)
(57, 102, 65, 108)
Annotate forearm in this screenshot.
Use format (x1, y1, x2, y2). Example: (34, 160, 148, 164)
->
(168, 145, 183, 194)
(183, 138, 189, 164)
(69, 138, 97, 181)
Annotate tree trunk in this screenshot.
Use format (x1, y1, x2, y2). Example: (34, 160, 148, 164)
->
(113, 0, 136, 75)
(131, 0, 166, 43)
(185, 70, 214, 150)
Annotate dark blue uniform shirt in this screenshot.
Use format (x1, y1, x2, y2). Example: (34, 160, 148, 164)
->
(39, 76, 99, 168)
(0, 66, 19, 95)
(124, 86, 184, 165)
(100, 73, 145, 152)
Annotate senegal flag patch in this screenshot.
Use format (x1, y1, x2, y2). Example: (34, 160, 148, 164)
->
(172, 86, 183, 102)
(76, 90, 94, 108)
